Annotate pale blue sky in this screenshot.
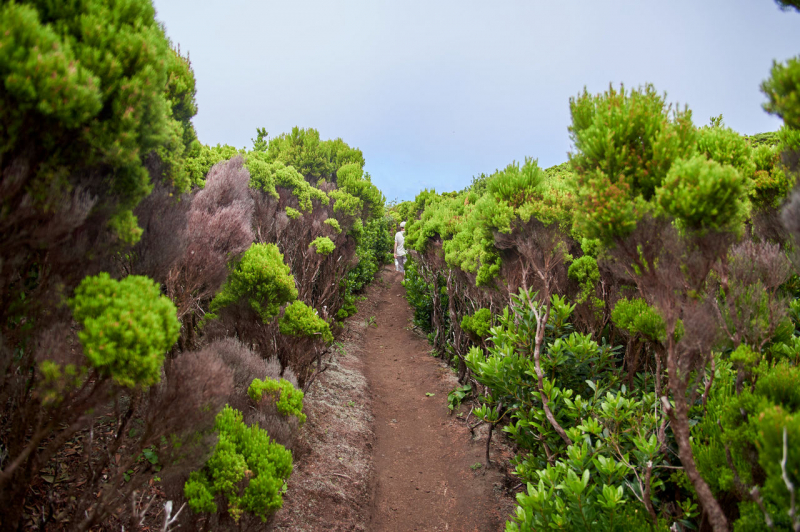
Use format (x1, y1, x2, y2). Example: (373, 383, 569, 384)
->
(153, 0, 799, 201)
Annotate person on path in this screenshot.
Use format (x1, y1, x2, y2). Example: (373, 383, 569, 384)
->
(394, 221, 407, 274)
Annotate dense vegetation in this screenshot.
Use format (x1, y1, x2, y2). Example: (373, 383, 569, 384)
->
(397, 14, 800, 532)
(0, 1, 392, 529)
(1, 0, 798, 531)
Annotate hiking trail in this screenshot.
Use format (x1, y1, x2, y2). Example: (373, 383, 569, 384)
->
(272, 265, 513, 531)
(363, 266, 512, 531)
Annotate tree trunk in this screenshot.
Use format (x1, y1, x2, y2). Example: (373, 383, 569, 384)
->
(667, 345, 729, 531)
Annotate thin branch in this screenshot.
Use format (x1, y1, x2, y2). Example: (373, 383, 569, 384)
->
(750, 486, 774, 529)
(702, 355, 715, 411)
(140, 495, 157, 526)
(781, 427, 799, 532)
(526, 294, 572, 446)
(162, 501, 186, 532)
(643, 461, 658, 527)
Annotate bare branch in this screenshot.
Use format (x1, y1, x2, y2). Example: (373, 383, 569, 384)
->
(162, 500, 186, 532)
(781, 427, 799, 532)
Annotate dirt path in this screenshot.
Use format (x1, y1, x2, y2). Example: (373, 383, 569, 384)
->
(364, 266, 511, 532)
(271, 265, 512, 531)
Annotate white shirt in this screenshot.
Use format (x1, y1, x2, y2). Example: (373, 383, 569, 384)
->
(395, 231, 406, 256)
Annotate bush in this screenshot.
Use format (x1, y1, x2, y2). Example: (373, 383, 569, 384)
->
(465, 289, 685, 530)
(0, 3, 388, 526)
(206, 338, 300, 450)
(460, 308, 493, 339)
(70, 273, 180, 388)
(211, 243, 298, 322)
(279, 300, 333, 344)
(309, 236, 335, 255)
(324, 217, 342, 233)
(168, 156, 254, 324)
(762, 56, 800, 131)
(184, 406, 293, 523)
(405, 81, 797, 531)
(655, 155, 746, 232)
(568, 255, 601, 305)
(248, 377, 306, 424)
(401, 256, 445, 334)
(568, 84, 696, 242)
(610, 297, 667, 343)
(697, 125, 755, 179)
(264, 127, 364, 183)
(0, 0, 197, 240)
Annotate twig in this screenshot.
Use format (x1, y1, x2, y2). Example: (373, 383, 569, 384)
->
(780, 427, 799, 532)
(469, 419, 484, 433)
(87, 423, 95, 480)
(486, 422, 494, 465)
(701, 355, 715, 411)
(643, 461, 658, 527)
(162, 500, 185, 532)
(463, 405, 474, 426)
(660, 396, 673, 416)
(138, 492, 157, 526)
(750, 486, 774, 529)
(718, 421, 749, 497)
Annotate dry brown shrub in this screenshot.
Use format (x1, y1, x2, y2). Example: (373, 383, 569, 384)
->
(715, 240, 792, 352)
(123, 178, 190, 282)
(203, 337, 302, 449)
(167, 156, 254, 342)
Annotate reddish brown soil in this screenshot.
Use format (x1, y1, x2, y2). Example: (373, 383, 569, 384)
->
(272, 265, 514, 531)
(364, 267, 513, 532)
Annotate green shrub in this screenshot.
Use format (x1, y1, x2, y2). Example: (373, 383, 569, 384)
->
(402, 159, 575, 288)
(328, 188, 363, 217)
(762, 56, 800, 131)
(184, 471, 217, 513)
(0, 0, 198, 241)
(401, 257, 446, 334)
(344, 214, 394, 298)
(751, 166, 792, 210)
(184, 144, 243, 187)
(460, 308, 493, 339)
(655, 155, 746, 232)
(309, 236, 335, 255)
(69, 273, 179, 388)
(610, 297, 666, 343)
(211, 243, 297, 322)
(336, 293, 358, 320)
(694, 358, 800, 529)
(337, 163, 385, 219)
(696, 126, 755, 179)
(755, 362, 800, 412)
(279, 300, 333, 343)
(568, 256, 600, 305)
(264, 126, 364, 183)
(246, 154, 327, 211)
(465, 289, 682, 530)
(324, 217, 342, 233)
(568, 84, 696, 242)
(184, 406, 293, 522)
(248, 377, 306, 424)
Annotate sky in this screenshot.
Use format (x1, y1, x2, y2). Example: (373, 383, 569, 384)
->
(152, 0, 799, 202)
